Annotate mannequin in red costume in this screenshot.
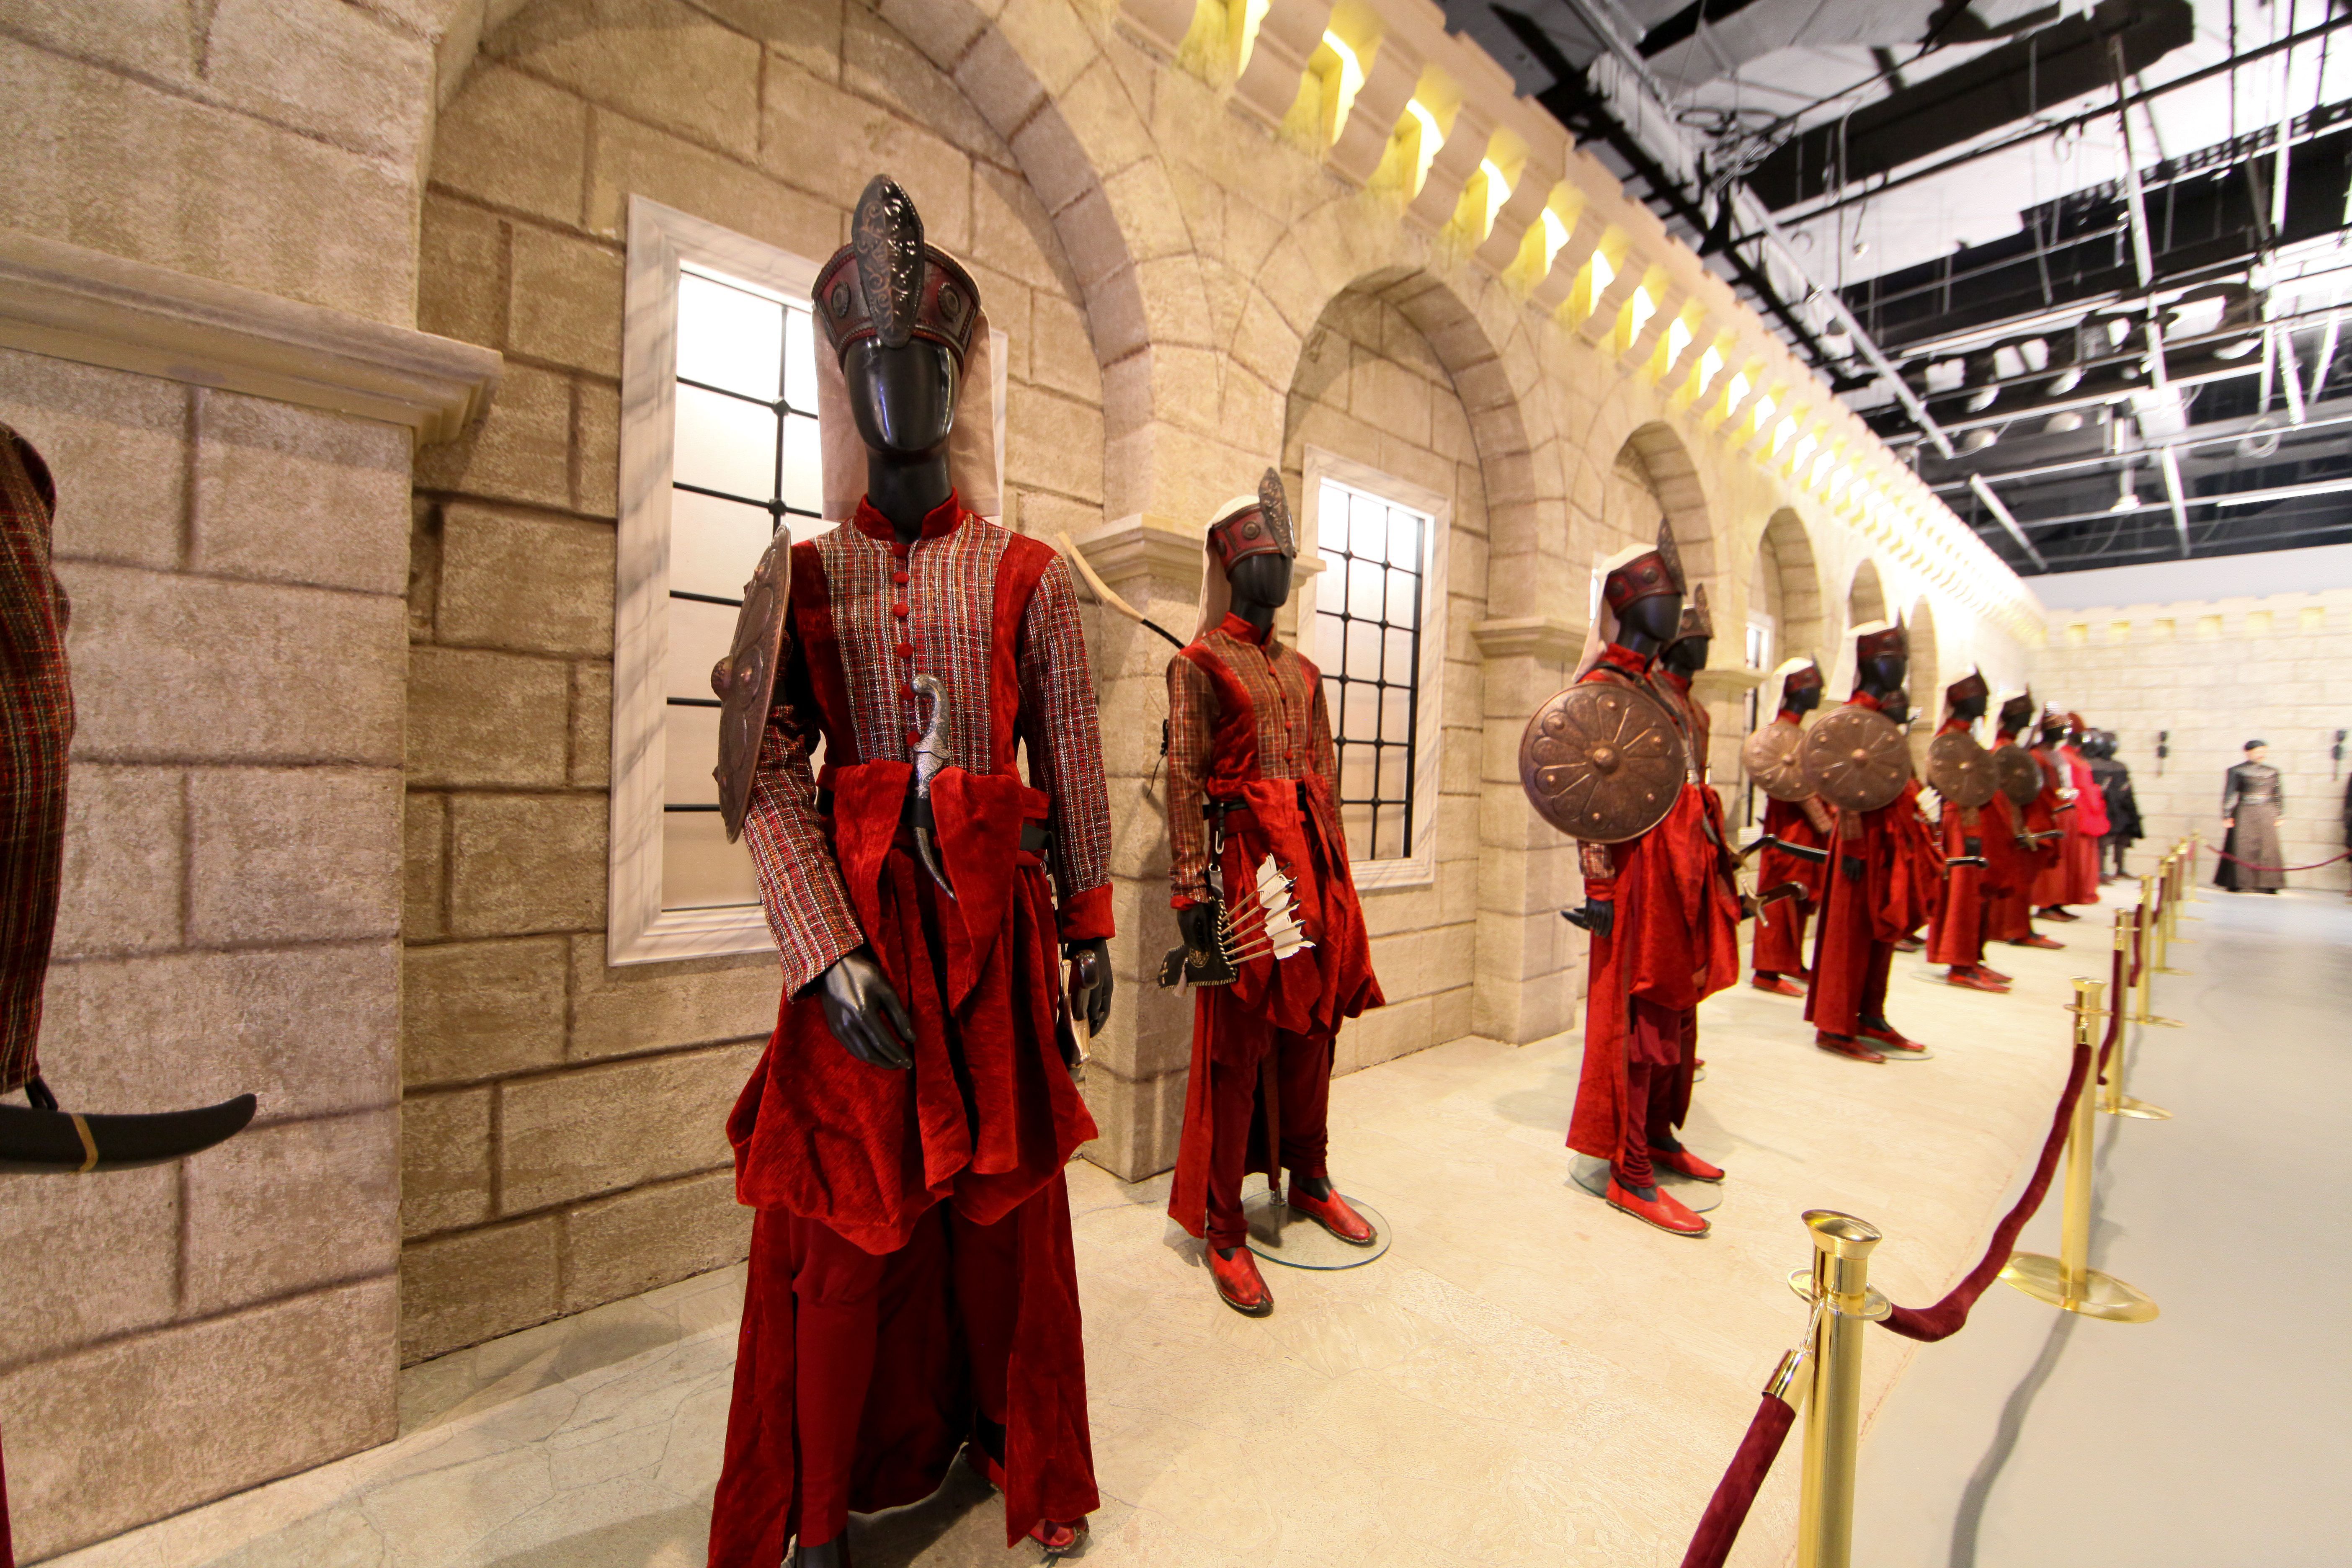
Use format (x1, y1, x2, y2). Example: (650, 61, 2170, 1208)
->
(1806, 621, 1941, 1064)
(709, 179, 1107, 1568)
(1923, 671, 2014, 993)
(1562, 535, 1739, 1238)
(2058, 712, 2107, 906)
(1990, 692, 2063, 950)
(2029, 709, 2089, 921)
(1163, 482, 1383, 1315)
(1750, 657, 1832, 996)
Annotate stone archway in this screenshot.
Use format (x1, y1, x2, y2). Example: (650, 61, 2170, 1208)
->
(1848, 557, 1888, 627)
(1755, 508, 1826, 670)
(1907, 595, 1940, 769)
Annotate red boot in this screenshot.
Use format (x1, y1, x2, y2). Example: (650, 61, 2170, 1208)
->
(1752, 973, 1806, 997)
(970, 1447, 1090, 1553)
(1977, 962, 2014, 985)
(1605, 1177, 1709, 1236)
(1650, 1144, 1724, 1182)
(1207, 1243, 1272, 1315)
(1943, 966, 2010, 994)
(2039, 905, 2080, 922)
(1286, 1181, 1377, 1245)
(1860, 1018, 1929, 1057)
(1815, 1031, 1887, 1064)
(2009, 933, 2064, 950)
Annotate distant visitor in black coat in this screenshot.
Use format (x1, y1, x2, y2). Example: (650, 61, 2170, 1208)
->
(2082, 731, 2141, 879)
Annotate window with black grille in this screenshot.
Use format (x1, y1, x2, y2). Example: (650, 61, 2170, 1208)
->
(658, 264, 826, 909)
(1312, 477, 1429, 864)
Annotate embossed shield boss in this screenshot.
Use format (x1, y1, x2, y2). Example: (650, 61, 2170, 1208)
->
(1519, 681, 1684, 843)
(1927, 730, 1999, 809)
(1799, 704, 1910, 813)
(1740, 720, 1813, 802)
(711, 534, 792, 841)
(1993, 743, 2042, 810)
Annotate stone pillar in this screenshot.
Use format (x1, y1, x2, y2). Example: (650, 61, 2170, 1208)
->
(1070, 513, 1204, 1180)
(1470, 616, 1584, 1043)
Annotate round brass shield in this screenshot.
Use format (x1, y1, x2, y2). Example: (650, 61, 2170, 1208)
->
(1519, 680, 1684, 843)
(1927, 730, 1998, 809)
(1799, 704, 1910, 813)
(1740, 721, 1813, 802)
(711, 534, 792, 842)
(1993, 743, 2041, 810)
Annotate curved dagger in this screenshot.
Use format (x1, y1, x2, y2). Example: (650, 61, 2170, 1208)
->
(910, 673, 957, 900)
(0, 1092, 256, 1174)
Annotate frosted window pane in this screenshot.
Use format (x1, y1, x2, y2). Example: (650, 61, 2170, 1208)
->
(1314, 611, 1344, 669)
(674, 384, 776, 500)
(1386, 569, 1419, 626)
(1341, 681, 1379, 741)
(670, 490, 774, 601)
(1346, 618, 1382, 677)
(1387, 508, 1421, 568)
(781, 413, 823, 518)
(664, 703, 722, 805)
(1346, 557, 1385, 619)
(1384, 626, 1415, 683)
(677, 273, 783, 400)
(666, 598, 739, 701)
(784, 306, 818, 411)
(1351, 493, 1385, 560)
(664, 811, 760, 909)
(1380, 685, 1412, 742)
(1340, 802, 1374, 866)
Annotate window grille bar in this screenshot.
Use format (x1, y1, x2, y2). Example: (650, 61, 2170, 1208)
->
(672, 480, 823, 522)
(676, 373, 816, 421)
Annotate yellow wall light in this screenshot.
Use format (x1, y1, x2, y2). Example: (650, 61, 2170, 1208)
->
(1771, 415, 1796, 454)
(1665, 316, 1692, 367)
(1625, 284, 1655, 344)
(1403, 98, 1445, 197)
(1694, 344, 1724, 396)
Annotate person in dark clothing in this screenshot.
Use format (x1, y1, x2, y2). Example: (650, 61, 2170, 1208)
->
(2083, 731, 2141, 880)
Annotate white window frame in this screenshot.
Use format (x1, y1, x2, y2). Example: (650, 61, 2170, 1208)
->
(1300, 445, 1450, 893)
(607, 195, 1005, 965)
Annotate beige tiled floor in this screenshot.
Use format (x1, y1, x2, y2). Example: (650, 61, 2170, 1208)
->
(48, 901, 2113, 1568)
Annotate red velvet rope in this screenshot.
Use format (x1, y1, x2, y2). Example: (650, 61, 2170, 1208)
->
(1678, 1393, 1798, 1568)
(2213, 846, 2351, 872)
(1, 1422, 14, 1568)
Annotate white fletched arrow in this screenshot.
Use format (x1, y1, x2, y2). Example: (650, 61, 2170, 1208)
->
(1224, 854, 1314, 964)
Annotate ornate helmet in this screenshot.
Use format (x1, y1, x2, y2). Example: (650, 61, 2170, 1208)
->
(1774, 654, 1823, 701)
(1945, 668, 1989, 704)
(1997, 690, 2035, 732)
(1601, 519, 1686, 614)
(1669, 583, 1712, 646)
(1207, 468, 1297, 570)
(1852, 616, 1907, 661)
(813, 176, 984, 368)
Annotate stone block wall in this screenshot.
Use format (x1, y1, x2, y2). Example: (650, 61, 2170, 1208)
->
(2033, 591, 2352, 892)
(400, 0, 1109, 1361)
(0, 351, 409, 1560)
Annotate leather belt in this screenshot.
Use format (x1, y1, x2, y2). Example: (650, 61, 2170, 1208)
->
(1204, 782, 1309, 838)
(814, 789, 1052, 855)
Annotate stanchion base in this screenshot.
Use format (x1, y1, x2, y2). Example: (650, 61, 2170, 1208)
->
(1569, 1154, 1724, 1213)
(2099, 1094, 2173, 1120)
(1240, 1191, 1392, 1270)
(1999, 1253, 2159, 1322)
(2156, 966, 2193, 976)
(2131, 1014, 2184, 1028)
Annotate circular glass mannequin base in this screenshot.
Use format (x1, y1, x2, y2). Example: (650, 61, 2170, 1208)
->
(1999, 1253, 2160, 1322)
(1241, 1190, 1392, 1270)
(2099, 1094, 2173, 1119)
(1569, 1153, 1725, 1213)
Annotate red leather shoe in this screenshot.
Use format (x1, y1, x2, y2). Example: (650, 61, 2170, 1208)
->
(2039, 906, 2081, 922)
(1752, 974, 1806, 997)
(1606, 1177, 1709, 1235)
(1815, 1032, 1887, 1064)
(1894, 934, 1925, 953)
(1977, 963, 2014, 984)
(792, 1536, 851, 1568)
(1943, 967, 2011, 994)
(1027, 1519, 1087, 1553)
(969, 1448, 1088, 1554)
(2009, 934, 2064, 950)
(1860, 1019, 1928, 1056)
(1650, 1145, 1724, 1182)
(1207, 1243, 1273, 1315)
(1286, 1181, 1377, 1246)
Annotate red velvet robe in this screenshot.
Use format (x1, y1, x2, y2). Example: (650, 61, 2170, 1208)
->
(1924, 720, 1993, 968)
(1567, 647, 1741, 1166)
(1162, 614, 1381, 1243)
(1751, 711, 1831, 977)
(2028, 745, 2084, 908)
(1805, 692, 1941, 1037)
(2061, 748, 2106, 902)
(1988, 730, 2055, 939)
(712, 496, 1107, 1560)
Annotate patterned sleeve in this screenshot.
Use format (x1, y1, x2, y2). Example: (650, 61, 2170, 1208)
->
(1166, 653, 1215, 906)
(741, 658, 864, 997)
(1016, 554, 1114, 941)
(1308, 669, 1339, 795)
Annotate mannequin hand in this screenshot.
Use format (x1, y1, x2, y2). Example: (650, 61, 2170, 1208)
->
(1176, 902, 1221, 955)
(1842, 854, 1866, 882)
(812, 947, 915, 1069)
(1065, 937, 1114, 1037)
(1562, 900, 1614, 939)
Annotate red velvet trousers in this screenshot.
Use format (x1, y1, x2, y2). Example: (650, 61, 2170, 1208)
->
(1194, 990, 1335, 1250)
(1807, 882, 1896, 1038)
(1751, 895, 1811, 976)
(1614, 997, 1693, 1189)
(709, 1176, 1093, 1563)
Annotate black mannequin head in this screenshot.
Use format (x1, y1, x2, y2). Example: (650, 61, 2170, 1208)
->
(2037, 717, 2068, 748)
(1856, 650, 1906, 698)
(1614, 591, 1685, 658)
(1950, 691, 1988, 722)
(1226, 551, 1293, 631)
(843, 338, 958, 457)
(1780, 682, 1823, 717)
(1661, 633, 1709, 676)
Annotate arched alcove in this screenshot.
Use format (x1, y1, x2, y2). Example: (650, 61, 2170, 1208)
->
(1612, 421, 1719, 588)
(1847, 557, 1888, 627)
(1907, 595, 1940, 770)
(1754, 508, 1826, 672)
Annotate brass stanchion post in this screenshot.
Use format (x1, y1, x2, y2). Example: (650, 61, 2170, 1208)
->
(2169, 851, 2200, 932)
(2001, 979, 2160, 1322)
(2153, 865, 2191, 975)
(2130, 893, 2182, 1033)
(1793, 1211, 1888, 1568)
(2102, 905, 2173, 1118)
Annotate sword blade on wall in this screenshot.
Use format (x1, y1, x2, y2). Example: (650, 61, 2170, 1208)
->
(0, 1094, 255, 1174)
